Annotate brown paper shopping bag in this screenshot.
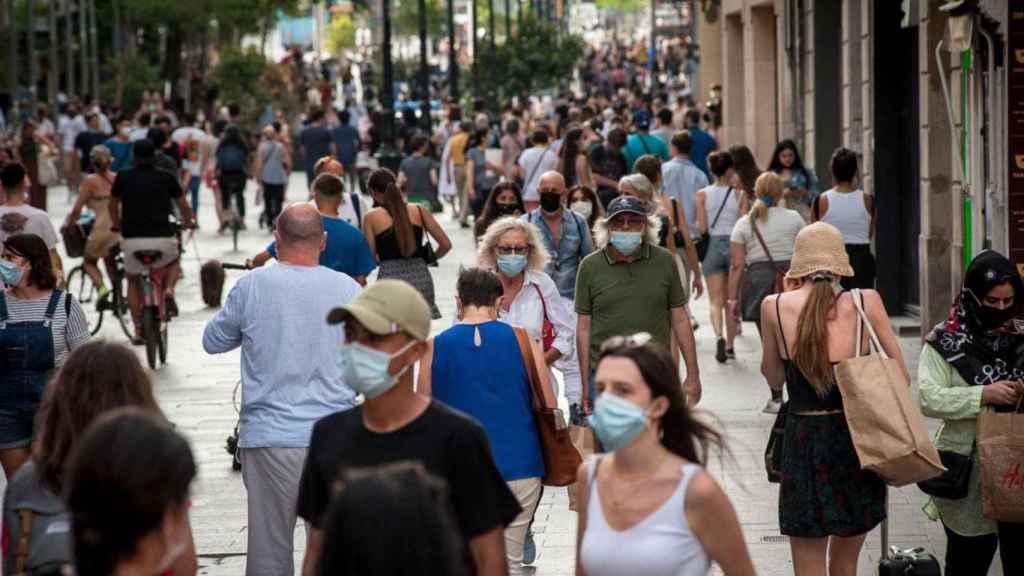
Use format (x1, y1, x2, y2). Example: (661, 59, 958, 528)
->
(977, 402, 1024, 522)
(567, 425, 597, 511)
(833, 290, 944, 486)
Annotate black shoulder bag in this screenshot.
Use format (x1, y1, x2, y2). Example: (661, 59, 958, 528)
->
(694, 187, 731, 260)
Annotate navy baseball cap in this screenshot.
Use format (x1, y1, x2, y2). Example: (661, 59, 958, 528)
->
(632, 109, 651, 130)
(605, 196, 648, 220)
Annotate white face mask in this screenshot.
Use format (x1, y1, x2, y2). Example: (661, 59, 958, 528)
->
(570, 200, 593, 219)
(155, 510, 188, 573)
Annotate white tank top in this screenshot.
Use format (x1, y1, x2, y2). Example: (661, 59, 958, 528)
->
(580, 457, 711, 576)
(821, 189, 871, 244)
(702, 185, 740, 237)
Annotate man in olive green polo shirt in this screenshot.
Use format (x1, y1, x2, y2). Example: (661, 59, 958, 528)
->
(575, 195, 702, 411)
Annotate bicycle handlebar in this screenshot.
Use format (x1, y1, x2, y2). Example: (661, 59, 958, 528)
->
(221, 263, 252, 271)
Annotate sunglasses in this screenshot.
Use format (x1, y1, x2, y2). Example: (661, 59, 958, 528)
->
(600, 332, 653, 354)
(496, 245, 530, 256)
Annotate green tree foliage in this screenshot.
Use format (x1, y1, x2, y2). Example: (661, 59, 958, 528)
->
(327, 14, 358, 52)
(594, 0, 648, 14)
(212, 49, 275, 126)
(99, 55, 160, 113)
(476, 16, 584, 99)
(394, 0, 445, 38)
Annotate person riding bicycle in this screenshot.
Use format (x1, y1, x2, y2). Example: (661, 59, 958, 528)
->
(108, 139, 195, 344)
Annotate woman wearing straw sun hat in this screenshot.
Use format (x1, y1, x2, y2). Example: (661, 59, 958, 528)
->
(758, 222, 910, 576)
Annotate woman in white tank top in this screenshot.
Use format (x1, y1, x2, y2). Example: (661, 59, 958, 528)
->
(814, 147, 876, 290)
(696, 151, 748, 365)
(576, 335, 755, 576)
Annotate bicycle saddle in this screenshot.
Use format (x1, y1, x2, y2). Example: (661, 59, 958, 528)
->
(134, 250, 164, 263)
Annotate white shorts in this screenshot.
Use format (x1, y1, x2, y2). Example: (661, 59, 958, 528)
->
(121, 237, 180, 275)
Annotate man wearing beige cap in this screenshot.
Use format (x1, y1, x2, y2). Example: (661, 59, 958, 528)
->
(297, 279, 520, 576)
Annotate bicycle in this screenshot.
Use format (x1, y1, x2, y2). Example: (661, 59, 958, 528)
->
(65, 250, 134, 340)
(133, 248, 170, 370)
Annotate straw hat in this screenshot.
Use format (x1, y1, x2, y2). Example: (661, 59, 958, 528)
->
(784, 222, 854, 280)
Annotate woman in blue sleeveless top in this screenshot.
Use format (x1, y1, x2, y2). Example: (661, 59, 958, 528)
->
(419, 267, 544, 576)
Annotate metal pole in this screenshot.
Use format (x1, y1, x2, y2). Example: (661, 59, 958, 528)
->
(447, 0, 459, 100)
(505, 0, 511, 41)
(64, 0, 75, 97)
(48, 0, 58, 104)
(379, 0, 396, 149)
(418, 0, 430, 130)
(88, 0, 98, 99)
(78, 0, 87, 98)
(488, 0, 495, 53)
(26, 0, 36, 103)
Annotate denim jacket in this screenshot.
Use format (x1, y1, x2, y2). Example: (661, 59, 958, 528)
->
(523, 209, 594, 300)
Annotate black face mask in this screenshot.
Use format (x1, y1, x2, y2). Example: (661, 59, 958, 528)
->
(977, 304, 1015, 331)
(540, 192, 562, 214)
(496, 202, 519, 216)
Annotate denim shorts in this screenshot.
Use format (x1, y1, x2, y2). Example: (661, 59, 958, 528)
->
(702, 235, 732, 275)
(0, 379, 45, 449)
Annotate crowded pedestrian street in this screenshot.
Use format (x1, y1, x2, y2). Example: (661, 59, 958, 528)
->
(31, 178, 1001, 575)
(2, 1, 1023, 575)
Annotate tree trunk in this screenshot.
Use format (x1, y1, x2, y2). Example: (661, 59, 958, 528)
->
(48, 0, 58, 104)
(78, 0, 87, 97)
(64, 0, 74, 98)
(162, 25, 182, 104)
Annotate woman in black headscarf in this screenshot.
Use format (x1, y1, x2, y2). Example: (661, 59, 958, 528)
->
(918, 250, 1024, 576)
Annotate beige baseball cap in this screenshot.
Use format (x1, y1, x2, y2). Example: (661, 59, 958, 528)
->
(326, 280, 431, 341)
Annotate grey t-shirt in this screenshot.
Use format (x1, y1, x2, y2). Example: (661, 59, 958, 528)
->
(259, 141, 289, 185)
(399, 154, 435, 200)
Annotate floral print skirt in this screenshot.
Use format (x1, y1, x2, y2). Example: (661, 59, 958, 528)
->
(779, 413, 887, 537)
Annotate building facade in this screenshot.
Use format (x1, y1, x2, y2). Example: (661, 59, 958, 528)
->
(700, 0, 1012, 335)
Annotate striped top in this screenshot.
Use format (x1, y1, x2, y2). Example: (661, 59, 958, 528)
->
(1, 290, 91, 365)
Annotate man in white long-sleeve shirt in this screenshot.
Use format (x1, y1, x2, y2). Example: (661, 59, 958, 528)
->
(202, 202, 361, 576)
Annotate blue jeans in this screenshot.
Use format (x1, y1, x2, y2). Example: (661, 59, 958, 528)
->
(188, 175, 201, 216)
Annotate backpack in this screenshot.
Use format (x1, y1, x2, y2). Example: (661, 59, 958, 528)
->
(217, 144, 247, 173)
(5, 462, 72, 576)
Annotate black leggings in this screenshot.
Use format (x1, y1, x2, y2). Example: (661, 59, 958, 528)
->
(943, 521, 1023, 575)
(219, 172, 247, 219)
(262, 183, 285, 228)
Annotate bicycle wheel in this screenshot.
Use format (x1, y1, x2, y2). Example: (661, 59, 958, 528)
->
(143, 307, 159, 370)
(66, 265, 104, 335)
(109, 276, 136, 341)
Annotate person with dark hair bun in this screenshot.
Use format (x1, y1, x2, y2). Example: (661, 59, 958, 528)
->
(576, 335, 754, 576)
(65, 410, 196, 576)
(363, 168, 452, 318)
(316, 463, 471, 576)
(813, 147, 875, 290)
(0, 233, 89, 476)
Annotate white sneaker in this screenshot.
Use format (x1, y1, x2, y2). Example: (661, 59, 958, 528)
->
(763, 399, 782, 414)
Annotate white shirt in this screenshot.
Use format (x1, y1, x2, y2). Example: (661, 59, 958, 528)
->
(0, 204, 60, 249)
(498, 270, 576, 386)
(59, 115, 86, 152)
(337, 194, 370, 229)
(730, 207, 805, 264)
(517, 146, 558, 202)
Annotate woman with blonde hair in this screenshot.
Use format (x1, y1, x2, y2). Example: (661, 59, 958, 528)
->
(759, 222, 905, 576)
(728, 172, 805, 412)
(477, 217, 576, 391)
(64, 145, 120, 298)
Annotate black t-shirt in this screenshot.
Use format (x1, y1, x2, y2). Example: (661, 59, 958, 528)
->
(110, 163, 183, 238)
(74, 130, 109, 173)
(297, 401, 521, 543)
(589, 143, 628, 202)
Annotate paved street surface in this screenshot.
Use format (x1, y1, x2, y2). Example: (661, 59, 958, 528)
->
(44, 175, 1003, 575)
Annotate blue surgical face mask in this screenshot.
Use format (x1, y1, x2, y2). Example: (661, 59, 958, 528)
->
(609, 231, 643, 255)
(588, 393, 651, 451)
(0, 259, 24, 287)
(496, 254, 528, 277)
(337, 340, 418, 399)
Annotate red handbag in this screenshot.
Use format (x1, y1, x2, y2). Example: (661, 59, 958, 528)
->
(532, 284, 555, 351)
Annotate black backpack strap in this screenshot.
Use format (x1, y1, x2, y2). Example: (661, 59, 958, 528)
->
(65, 290, 72, 318)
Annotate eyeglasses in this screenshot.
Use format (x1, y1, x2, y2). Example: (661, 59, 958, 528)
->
(600, 332, 653, 354)
(496, 245, 530, 256)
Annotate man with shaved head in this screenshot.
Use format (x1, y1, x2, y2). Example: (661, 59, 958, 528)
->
(203, 201, 362, 576)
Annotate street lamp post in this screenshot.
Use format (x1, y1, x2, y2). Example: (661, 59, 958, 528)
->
(377, 0, 401, 172)
(418, 0, 431, 130)
(447, 0, 459, 100)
